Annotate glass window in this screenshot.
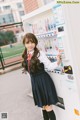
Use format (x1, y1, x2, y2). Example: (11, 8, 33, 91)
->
(8, 14, 14, 22)
(17, 2, 22, 8)
(3, 5, 11, 10)
(43, 0, 54, 4)
(0, 14, 14, 24)
(19, 11, 24, 16)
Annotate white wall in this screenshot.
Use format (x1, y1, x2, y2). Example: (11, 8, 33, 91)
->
(62, 4, 80, 98)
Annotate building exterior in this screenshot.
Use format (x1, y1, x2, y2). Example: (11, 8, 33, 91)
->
(0, 0, 53, 35)
(0, 0, 25, 34)
(23, 0, 53, 13)
(0, 0, 25, 25)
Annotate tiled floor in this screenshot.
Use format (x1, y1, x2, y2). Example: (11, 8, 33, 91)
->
(0, 69, 42, 120)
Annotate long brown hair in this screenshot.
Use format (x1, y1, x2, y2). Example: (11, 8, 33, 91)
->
(22, 33, 40, 73)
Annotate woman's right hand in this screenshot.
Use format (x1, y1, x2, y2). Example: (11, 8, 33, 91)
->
(22, 68, 27, 74)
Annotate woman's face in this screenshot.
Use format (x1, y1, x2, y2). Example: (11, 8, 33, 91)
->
(24, 38, 36, 52)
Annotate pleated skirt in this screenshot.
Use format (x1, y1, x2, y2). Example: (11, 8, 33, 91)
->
(30, 71, 59, 107)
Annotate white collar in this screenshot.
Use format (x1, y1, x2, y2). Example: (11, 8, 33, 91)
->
(27, 50, 34, 55)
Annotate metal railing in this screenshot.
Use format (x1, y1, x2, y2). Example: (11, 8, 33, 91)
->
(0, 42, 24, 70)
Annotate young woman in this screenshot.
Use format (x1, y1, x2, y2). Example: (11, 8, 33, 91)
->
(22, 33, 62, 120)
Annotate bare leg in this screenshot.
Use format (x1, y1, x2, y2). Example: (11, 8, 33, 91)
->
(45, 105, 56, 120)
(45, 105, 53, 112)
(42, 106, 49, 120)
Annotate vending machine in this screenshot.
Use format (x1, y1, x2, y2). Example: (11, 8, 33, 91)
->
(22, 2, 80, 120)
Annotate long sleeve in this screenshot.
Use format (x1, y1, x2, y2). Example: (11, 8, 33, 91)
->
(38, 51, 58, 71)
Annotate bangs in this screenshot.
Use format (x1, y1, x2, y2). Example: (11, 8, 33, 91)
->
(25, 38, 35, 43)
(23, 33, 38, 45)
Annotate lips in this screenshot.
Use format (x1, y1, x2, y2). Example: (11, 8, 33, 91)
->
(29, 47, 34, 49)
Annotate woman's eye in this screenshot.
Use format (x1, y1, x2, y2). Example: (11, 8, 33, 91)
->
(31, 41, 35, 43)
(25, 42, 29, 44)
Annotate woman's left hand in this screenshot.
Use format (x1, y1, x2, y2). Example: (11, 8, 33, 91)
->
(57, 54, 62, 65)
